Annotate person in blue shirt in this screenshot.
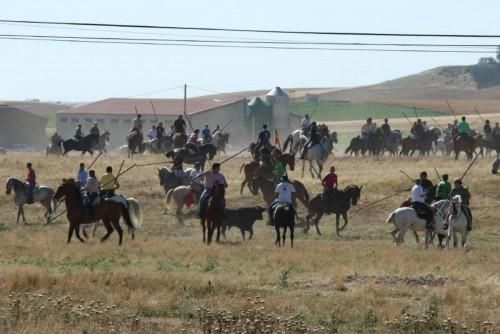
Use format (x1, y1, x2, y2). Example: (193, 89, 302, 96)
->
(75, 162, 88, 189)
(201, 124, 211, 143)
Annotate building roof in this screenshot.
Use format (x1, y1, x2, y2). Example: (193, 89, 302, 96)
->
(58, 97, 244, 116)
(267, 87, 287, 97)
(0, 104, 48, 121)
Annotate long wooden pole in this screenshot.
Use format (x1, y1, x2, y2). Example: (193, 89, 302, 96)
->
(150, 100, 159, 123)
(184, 84, 194, 133)
(446, 100, 458, 121)
(474, 108, 485, 123)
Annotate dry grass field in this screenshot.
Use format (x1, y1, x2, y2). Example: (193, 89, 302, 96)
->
(1, 152, 500, 333)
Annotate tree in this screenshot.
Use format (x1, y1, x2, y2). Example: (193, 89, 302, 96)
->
(478, 57, 497, 65)
(497, 46, 500, 62)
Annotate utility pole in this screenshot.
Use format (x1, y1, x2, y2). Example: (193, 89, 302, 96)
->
(183, 84, 194, 132)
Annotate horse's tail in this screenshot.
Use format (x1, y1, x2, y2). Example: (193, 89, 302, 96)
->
(166, 189, 174, 205)
(302, 185, 310, 208)
(239, 162, 246, 174)
(283, 134, 292, 152)
(386, 211, 396, 224)
(120, 203, 135, 231)
(345, 145, 352, 155)
(126, 198, 142, 228)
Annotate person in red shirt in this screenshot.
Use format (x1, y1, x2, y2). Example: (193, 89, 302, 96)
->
(321, 166, 338, 202)
(26, 162, 37, 203)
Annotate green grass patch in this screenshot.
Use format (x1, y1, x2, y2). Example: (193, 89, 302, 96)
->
(290, 101, 446, 122)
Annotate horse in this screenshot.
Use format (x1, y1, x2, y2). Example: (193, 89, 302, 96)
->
(239, 153, 295, 194)
(400, 130, 438, 157)
(46, 141, 63, 156)
(158, 167, 190, 194)
(272, 203, 295, 248)
(366, 129, 385, 156)
(345, 136, 366, 156)
(301, 133, 335, 179)
(213, 132, 230, 155)
(94, 131, 111, 154)
(492, 157, 500, 174)
(200, 183, 225, 244)
(445, 195, 470, 249)
(386, 200, 449, 248)
(62, 133, 100, 156)
(165, 182, 204, 224)
(453, 135, 475, 160)
(53, 179, 136, 245)
(283, 129, 307, 156)
(126, 131, 145, 159)
(6, 177, 55, 224)
(248, 176, 310, 208)
(306, 185, 362, 236)
(147, 136, 173, 154)
(384, 130, 402, 156)
(172, 133, 187, 148)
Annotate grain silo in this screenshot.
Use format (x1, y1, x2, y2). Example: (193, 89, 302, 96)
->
(266, 87, 290, 135)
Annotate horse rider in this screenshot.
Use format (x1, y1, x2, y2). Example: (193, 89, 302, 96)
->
(451, 119, 459, 137)
(172, 154, 185, 180)
(484, 119, 492, 142)
(174, 115, 186, 134)
(147, 125, 157, 140)
(75, 124, 84, 142)
(197, 163, 228, 218)
(320, 166, 338, 203)
(84, 170, 99, 218)
(457, 116, 471, 138)
(301, 114, 311, 134)
(412, 119, 425, 144)
(419, 171, 434, 204)
(493, 122, 500, 139)
(166, 125, 174, 138)
(381, 118, 391, 137)
(410, 178, 434, 230)
(99, 166, 119, 199)
(268, 175, 296, 225)
(443, 123, 453, 139)
(90, 122, 100, 136)
(130, 114, 144, 141)
(75, 162, 88, 189)
(450, 178, 472, 231)
(156, 122, 166, 140)
(202, 124, 211, 143)
(25, 162, 37, 204)
(255, 124, 271, 153)
(213, 124, 221, 136)
(189, 162, 204, 186)
(300, 121, 321, 159)
(361, 118, 376, 146)
(51, 132, 63, 147)
(435, 174, 451, 201)
(272, 153, 286, 184)
(188, 129, 200, 147)
(422, 120, 430, 132)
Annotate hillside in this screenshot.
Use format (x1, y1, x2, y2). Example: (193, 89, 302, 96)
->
(317, 66, 500, 115)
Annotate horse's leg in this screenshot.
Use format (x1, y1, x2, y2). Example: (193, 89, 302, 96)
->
(240, 228, 246, 241)
(249, 227, 253, 240)
(100, 220, 114, 242)
(290, 224, 294, 248)
(413, 230, 420, 243)
(207, 219, 214, 245)
(216, 223, 221, 243)
(390, 228, 399, 242)
(275, 225, 280, 246)
(176, 202, 185, 225)
(74, 224, 85, 243)
(339, 212, 348, 231)
(240, 178, 247, 195)
(82, 228, 89, 239)
(453, 231, 458, 248)
(67, 223, 75, 243)
(335, 213, 341, 236)
(21, 206, 26, 223)
(282, 225, 287, 246)
(16, 206, 21, 223)
(301, 160, 305, 178)
(111, 219, 123, 246)
(201, 218, 206, 243)
(314, 213, 322, 236)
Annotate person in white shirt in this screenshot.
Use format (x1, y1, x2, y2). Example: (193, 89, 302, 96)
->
(410, 179, 434, 230)
(188, 162, 203, 185)
(301, 114, 311, 132)
(147, 125, 157, 140)
(268, 176, 296, 225)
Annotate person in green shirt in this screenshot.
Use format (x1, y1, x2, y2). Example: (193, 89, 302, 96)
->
(457, 116, 471, 136)
(435, 174, 451, 201)
(74, 124, 84, 142)
(450, 178, 472, 231)
(273, 158, 286, 184)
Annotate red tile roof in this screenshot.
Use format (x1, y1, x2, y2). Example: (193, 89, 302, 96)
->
(58, 97, 244, 116)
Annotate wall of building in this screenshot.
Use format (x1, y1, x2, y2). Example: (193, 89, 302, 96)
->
(0, 109, 48, 149)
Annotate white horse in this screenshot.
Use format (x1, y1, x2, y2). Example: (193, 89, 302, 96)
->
(301, 134, 334, 179)
(386, 200, 450, 248)
(165, 182, 204, 224)
(5, 177, 55, 224)
(283, 129, 307, 156)
(93, 131, 110, 154)
(445, 195, 470, 249)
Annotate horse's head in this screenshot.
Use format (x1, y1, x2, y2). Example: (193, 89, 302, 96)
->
(5, 177, 14, 195)
(451, 195, 462, 216)
(158, 167, 168, 185)
(330, 131, 338, 144)
(212, 182, 225, 199)
(54, 179, 78, 201)
(103, 130, 111, 142)
(346, 185, 362, 206)
(281, 154, 295, 171)
(223, 133, 230, 144)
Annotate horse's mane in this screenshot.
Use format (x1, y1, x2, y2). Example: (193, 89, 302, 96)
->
(343, 184, 359, 191)
(63, 178, 82, 200)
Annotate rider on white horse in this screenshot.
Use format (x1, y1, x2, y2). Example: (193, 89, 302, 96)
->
(26, 162, 37, 204)
(301, 114, 311, 133)
(450, 178, 472, 231)
(300, 122, 321, 159)
(410, 178, 434, 230)
(90, 122, 100, 136)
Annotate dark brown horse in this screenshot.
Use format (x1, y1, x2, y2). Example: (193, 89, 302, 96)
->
(248, 176, 309, 208)
(239, 153, 295, 194)
(453, 135, 475, 160)
(54, 179, 134, 245)
(200, 183, 225, 244)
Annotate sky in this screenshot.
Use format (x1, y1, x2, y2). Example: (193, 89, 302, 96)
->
(1, 0, 499, 101)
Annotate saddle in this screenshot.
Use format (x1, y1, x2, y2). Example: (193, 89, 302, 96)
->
(410, 202, 432, 220)
(272, 202, 291, 220)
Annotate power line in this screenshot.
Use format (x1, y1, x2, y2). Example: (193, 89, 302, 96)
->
(0, 35, 495, 54)
(1, 18, 500, 39)
(0, 33, 499, 48)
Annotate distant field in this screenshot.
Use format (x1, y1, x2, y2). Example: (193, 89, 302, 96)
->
(290, 101, 446, 122)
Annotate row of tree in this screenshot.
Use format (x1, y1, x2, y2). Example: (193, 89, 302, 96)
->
(471, 46, 500, 89)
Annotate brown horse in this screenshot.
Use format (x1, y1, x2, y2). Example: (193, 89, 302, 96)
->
(172, 133, 187, 148)
(127, 131, 145, 159)
(239, 153, 295, 194)
(453, 135, 475, 160)
(248, 176, 309, 208)
(54, 179, 134, 245)
(200, 183, 225, 244)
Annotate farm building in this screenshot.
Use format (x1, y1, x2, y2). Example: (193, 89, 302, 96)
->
(0, 104, 49, 149)
(56, 87, 298, 148)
